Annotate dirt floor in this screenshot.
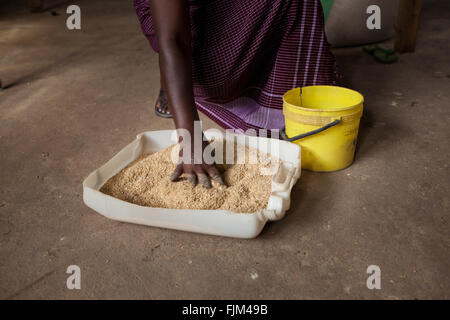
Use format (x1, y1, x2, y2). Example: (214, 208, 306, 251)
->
(0, 0, 449, 299)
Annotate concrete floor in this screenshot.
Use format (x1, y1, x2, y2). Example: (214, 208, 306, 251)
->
(0, 0, 449, 299)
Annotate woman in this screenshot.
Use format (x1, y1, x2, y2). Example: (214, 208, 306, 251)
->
(134, 0, 336, 187)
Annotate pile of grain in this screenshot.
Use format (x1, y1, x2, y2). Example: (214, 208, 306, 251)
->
(100, 144, 276, 213)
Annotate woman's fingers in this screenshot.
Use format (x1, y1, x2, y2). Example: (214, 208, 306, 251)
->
(170, 163, 183, 181)
(193, 166, 211, 189)
(198, 174, 212, 189)
(171, 163, 223, 189)
(187, 172, 197, 185)
(205, 164, 226, 186)
(212, 175, 226, 186)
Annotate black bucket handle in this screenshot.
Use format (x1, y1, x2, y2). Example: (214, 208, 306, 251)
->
(281, 119, 341, 143)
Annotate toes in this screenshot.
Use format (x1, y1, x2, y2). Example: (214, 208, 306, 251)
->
(156, 89, 171, 116)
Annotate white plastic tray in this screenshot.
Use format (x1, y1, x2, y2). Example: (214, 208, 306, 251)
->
(83, 130, 301, 238)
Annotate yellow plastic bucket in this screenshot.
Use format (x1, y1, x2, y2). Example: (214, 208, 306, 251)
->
(283, 86, 364, 172)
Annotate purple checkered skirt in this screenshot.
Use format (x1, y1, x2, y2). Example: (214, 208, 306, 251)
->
(134, 0, 336, 131)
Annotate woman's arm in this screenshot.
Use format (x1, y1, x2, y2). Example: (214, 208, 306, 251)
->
(149, 0, 197, 134)
(149, 0, 224, 188)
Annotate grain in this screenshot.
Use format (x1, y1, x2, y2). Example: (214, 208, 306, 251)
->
(100, 144, 276, 213)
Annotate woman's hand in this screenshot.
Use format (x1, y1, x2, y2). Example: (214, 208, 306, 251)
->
(170, 140, 225, 189)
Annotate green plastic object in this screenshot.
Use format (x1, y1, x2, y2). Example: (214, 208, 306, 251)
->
(320, 0, 334, 22)
(363, 45, 398, 64)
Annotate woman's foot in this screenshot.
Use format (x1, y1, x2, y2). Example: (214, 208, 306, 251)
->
(155, 88, 172, 118)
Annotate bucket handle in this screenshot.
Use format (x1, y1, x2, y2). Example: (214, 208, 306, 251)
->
(281, 119, 341, 142)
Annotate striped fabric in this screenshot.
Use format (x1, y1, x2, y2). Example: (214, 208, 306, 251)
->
(134, 0, 337, 132)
